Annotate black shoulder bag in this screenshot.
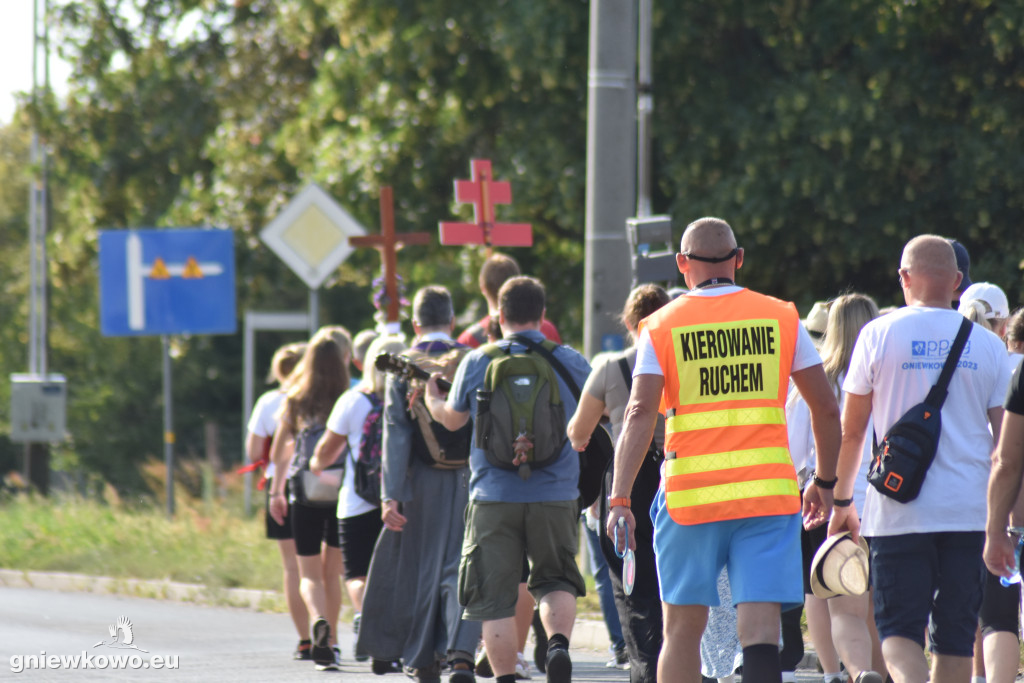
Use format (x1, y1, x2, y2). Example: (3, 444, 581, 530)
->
(867, 317, 972, 503)
(509, 334, 613, 508)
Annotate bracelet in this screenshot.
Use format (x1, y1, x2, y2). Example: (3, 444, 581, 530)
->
(608, 497, 631, 509)
(833, 498, 853, 508)
(811, 470, 838, 490)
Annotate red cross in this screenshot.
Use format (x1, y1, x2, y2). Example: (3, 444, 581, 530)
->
(350, 186, 431, 323)
(439, 159, 532, 248)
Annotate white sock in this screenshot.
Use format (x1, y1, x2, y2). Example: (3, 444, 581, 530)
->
(972, 677, 986, 683)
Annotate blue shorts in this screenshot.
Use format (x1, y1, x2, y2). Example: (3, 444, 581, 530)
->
(652, 489, 803, 609)
(870, 532, 984, 657)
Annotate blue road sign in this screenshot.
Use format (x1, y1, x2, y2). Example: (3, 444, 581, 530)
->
(99, 228, 237, 336)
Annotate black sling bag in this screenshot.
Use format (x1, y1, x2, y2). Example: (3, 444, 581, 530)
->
(867, 317, 972, 503)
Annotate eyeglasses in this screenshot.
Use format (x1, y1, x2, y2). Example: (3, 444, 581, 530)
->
(897, 268, 910, 286)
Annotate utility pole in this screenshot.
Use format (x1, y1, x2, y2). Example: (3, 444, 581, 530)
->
(25, 0, 52, 493)
(583, 0, 638, 358)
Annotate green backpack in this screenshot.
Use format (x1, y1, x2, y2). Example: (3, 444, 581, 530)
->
(476, 336, 566, 480)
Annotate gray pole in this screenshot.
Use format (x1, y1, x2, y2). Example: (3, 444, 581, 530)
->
(162, 335, 175, 517)
(583, 0, 638, 357)
(242, 316, 255, 516)
(636, 0, 653, 219)
(308, 288, 319, 337)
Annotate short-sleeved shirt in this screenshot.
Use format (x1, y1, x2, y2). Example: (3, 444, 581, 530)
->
(457, 315, 562, 348)
(1006, 358, 1024, 416)
(843, 307, 1011, 536)
(633, 286, 822, 377)
(583, 346, 665, 449)
(248, 389, 285, 478)
(326, 387, 377, 519)
(448, 328, 591, 503)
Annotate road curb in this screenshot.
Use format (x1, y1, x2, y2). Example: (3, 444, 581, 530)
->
(0, 568, 616, 651)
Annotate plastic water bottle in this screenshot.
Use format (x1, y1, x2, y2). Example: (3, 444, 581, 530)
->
(999, 535, 1024, 587)
(614, 517, 636, 596)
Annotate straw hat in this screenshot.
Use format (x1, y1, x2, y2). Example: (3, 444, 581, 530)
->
(809, 531, 870, 599)
(804, 301, 829, 339)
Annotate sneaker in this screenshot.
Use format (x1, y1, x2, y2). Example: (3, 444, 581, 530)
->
(855, 673, 884, 683)
(531, 611, 548, 674)
(354, 613, 369, 663)
(544, 647, 571, 683)
(605, 647, 629, 670)
(316, 645, 342, 671)
(474, 646, 493, 679)
(372, 659, 404, 675)
(311, 618, 333, 667)
(515, 652, 532, 680)
(294, 639, 313, 661)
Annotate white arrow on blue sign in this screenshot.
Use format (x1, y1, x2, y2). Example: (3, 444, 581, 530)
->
(99, 228, 237, 336)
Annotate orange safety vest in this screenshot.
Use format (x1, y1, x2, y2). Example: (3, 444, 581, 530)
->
(642, 288, 801, 525)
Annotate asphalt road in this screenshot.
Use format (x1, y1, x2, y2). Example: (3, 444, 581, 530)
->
(1, 586, 630, 682)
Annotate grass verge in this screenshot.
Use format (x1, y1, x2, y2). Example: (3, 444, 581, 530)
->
(0, 491, 603, 616)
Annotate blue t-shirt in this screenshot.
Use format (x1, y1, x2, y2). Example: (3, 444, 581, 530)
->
(448, 329, 591, 503)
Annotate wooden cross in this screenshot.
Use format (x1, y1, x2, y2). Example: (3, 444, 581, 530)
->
(349, 186, 431, 323)
(439, 159, 532, 248)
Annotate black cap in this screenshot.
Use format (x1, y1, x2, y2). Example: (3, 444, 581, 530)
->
(948, 239, 973, 291)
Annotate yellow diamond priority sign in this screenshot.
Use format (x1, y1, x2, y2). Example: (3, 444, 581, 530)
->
(260, 184, 368, 289)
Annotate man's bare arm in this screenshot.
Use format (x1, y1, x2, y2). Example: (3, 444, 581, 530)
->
(606, 373, 664, 551)
(424, 375, 471, 431)
(826, 391, 873, 541)
(986, 407, 1022, 577)
(791, 365, 841, 529)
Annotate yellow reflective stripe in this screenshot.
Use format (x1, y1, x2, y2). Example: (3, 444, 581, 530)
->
(665, 447, 791, 477)
(666, 406, 785, 434)
(665, 478, 799, 508)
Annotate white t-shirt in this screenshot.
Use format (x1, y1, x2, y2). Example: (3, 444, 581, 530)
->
(247, 389, 285, 478)
(634, 286, 822, 376)
(843, 307, 1011, 536)
(325, 388, 377, 519)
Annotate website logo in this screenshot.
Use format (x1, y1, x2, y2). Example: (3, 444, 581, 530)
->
(94, 616, 148, 652)
(10, 615, 178, 674)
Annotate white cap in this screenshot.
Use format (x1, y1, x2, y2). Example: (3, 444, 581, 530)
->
(958, 282, 1010, 320)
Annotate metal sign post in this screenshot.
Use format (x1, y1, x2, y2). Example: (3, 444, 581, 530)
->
(241, 311, 310, 516)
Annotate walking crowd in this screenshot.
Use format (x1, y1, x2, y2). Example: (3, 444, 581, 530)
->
(245, 221, 1024, 683)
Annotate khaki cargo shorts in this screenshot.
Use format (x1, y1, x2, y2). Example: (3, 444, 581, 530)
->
(458, 499, 586, 621)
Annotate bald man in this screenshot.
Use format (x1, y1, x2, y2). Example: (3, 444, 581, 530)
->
(607, 217, 841, 683)
(827, 235, 1010, 683)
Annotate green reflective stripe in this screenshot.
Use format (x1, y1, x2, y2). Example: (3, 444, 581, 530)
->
(666, 406, 785, 433)
(665, 478, 799, 508)
(665, 447, 791, 477)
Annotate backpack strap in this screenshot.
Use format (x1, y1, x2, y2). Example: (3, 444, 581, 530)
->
(617, 357, 633, 392)
(924, 317, 973, 408)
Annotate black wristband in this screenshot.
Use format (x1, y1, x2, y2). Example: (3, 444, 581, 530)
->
(833, 498, 853, 508)
(811, 470, 838, 490)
